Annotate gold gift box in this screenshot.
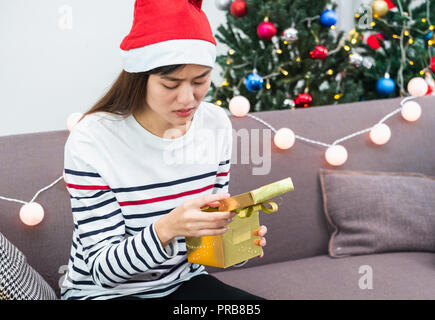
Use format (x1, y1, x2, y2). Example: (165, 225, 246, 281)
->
(186, 177, 294, 268)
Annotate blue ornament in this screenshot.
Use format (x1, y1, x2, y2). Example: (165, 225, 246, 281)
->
(244, 73, 264, 92)
(376, 76, 395, 95)
(320, 9, 338, 27)
(424, 31, 433, 41)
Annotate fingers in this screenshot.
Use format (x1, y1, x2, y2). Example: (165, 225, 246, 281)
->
(190, 193, 230, 209)
(253, 225, 267, 237)
(254, 237, 266, 246)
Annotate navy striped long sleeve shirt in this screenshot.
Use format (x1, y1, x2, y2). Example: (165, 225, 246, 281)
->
(61, 101, 232, 300)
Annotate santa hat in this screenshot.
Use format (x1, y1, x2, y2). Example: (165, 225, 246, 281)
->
(120, 0, 217, 73)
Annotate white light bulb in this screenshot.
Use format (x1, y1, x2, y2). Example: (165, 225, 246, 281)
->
(401, 101, 422, 122)
(325, 145, 348, 166)
(20, 202, 44, 226)
(407, 77, 428, 97)
(273, 128, 295, 150)
(369, 123, 391, 145)
(229, 96, 250, 117)
(67, 112, 83, 131)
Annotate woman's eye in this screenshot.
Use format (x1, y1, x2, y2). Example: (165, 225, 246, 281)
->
(163, 82, 205, 90)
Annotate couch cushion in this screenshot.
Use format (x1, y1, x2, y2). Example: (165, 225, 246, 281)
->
(0, 232, 57, 300)
(212, 252, 435, 299)
(319, 169, 435, 258)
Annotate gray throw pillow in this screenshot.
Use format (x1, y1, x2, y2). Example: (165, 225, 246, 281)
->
(319, 169, 435, 258)
(0, 232, 57, 300)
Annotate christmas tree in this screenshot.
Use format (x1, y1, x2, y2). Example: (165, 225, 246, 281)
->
(343, 0, 435, 101)
(208, 0, 359, 112)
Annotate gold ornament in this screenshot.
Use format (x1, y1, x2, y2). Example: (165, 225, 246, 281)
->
(371, 0, 389, 18)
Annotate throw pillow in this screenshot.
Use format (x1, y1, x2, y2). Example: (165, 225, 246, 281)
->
(319, 169, 435, 258)
(0, 232, 57, 300)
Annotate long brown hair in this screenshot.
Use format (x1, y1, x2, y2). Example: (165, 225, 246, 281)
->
(79, 64, 186, 122)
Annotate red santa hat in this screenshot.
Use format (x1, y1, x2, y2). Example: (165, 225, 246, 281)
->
(120, 0, 217, 73)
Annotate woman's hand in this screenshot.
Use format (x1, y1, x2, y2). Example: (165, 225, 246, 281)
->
(254, 225, 267, 258)
(155, 193, 235, 247)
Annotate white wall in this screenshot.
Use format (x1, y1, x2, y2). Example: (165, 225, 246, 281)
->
(0, 0, 358, 137)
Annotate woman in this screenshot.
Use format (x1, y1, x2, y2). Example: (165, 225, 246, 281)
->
(61, 0, 267, 300)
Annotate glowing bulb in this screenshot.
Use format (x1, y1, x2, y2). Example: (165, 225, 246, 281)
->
(228, 49, 235, 55)
(344, 45, 351, 51)
(369, 123, 391, 145)
(351, 38, 357, 45)
(407, 77, 428, 97)
(273, 128, 295, 150)
(275, 49, 283, 54)
(215, 100, 223, 106)
(20, 202, 44, 226)
(404, 30, 410, 36)
(408, 38, 414, 44)
(67, 112, 83, 131)
(325, 145, 348, 166)
(327, 69, 334, 75)
(401, 101, 422, 122)
(280, 68, 289, 76)
(229, 96, 250, 117)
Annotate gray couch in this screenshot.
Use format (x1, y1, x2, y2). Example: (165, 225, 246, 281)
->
(1, 96, 434, 299)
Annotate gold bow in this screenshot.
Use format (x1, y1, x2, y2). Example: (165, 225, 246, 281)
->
(201, 200, 279, 218)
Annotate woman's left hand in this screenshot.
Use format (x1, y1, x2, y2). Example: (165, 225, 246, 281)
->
(254, 225, 267, 258)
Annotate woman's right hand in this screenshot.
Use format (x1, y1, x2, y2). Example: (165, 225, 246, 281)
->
(154, 193, 236, 247)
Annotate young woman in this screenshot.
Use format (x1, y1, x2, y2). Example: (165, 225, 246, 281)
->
(61, 1, 267, 300)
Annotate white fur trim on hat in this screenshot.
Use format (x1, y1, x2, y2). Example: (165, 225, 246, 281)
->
(120, 39, 216, 73)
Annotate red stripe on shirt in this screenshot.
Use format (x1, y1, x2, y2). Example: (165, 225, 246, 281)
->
(216, 169, 230, 177)
(66, 183, 111, 190)
(118, 184, 214, 207)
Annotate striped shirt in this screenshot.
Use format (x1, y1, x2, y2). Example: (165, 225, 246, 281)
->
(60, 101, 232, 300)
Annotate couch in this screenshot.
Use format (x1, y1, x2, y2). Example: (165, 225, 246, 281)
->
(1, 96, 434, 299)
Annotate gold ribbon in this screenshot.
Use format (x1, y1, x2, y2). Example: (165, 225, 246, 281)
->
(234, 201, 278, 218)
(202, 200, 279, 218)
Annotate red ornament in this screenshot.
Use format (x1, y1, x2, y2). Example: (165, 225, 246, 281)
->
(309, 45, 328, 60)
(257, 21, 277, 40)
(384, 0, 396, 9)
(431, 56, 435, 73)
(230, 0, 247, 18)
(294, 93, 313, 108)
(367, 33, 384, 50)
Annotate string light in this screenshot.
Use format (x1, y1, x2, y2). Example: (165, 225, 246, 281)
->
(408, 38, 414, 44)
(243, 96, 424, 168)
(327, 69, 334, 76)
(279, 67, 289, 76)
(216, 100, 223, 106)
(275, 49, 283, 54)
(344, 45, 351, 52)
(266, 79, 271, 90)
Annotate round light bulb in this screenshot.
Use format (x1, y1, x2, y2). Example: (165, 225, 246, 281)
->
(401, 101, 422, 122)
(325, 145, 348, 166)
(273, 128, 295, 150)
(369, 123, 391, 145)
(229, 96, 250, 117)
(67, 112, 83, 131)
(20, 202, 44, 226)
(407, 77, 428, 97)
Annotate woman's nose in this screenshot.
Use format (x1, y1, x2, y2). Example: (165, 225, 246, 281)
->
(177, 84, 195, 106)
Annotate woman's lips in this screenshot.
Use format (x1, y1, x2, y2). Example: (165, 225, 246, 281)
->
(173, 107, 195, 117)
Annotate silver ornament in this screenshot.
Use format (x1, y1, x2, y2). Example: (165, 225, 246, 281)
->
(282, 27, 299, 43)
(215, 0, 232, 10)
(362, 57, 374, 69)
(284, 98, 296, 108)
(349, 53, 363, 68)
